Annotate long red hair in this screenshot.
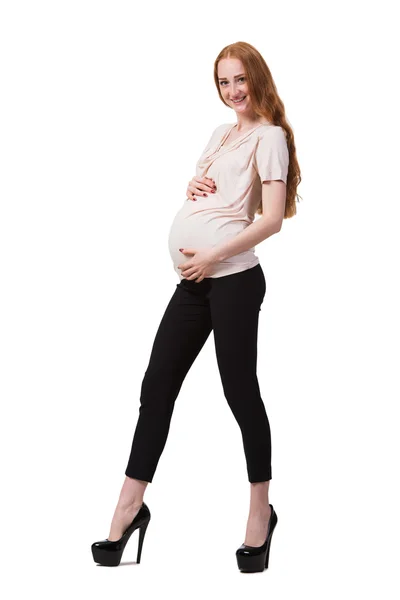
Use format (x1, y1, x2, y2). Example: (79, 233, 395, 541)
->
(213, 41, 302, 217)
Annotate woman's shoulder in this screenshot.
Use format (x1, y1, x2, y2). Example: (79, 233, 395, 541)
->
(257, 123, 286, 140)
(205, 122, 232, 143)
(214, 122, 233, 133)
(259, 121, 283, 130)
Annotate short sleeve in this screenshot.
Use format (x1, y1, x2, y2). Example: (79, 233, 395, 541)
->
(254, 126, 289, 184)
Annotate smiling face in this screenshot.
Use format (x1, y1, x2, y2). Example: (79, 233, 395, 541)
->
(217, 57, 253, 116)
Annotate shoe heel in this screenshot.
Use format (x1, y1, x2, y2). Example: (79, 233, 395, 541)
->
(265, 513, 277, 569)
(136, 520, 149, 564)
(265, 541, 270, 568)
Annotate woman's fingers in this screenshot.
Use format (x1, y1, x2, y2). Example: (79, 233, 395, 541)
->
(186, 183, 199, 200)
(199, 176, 217, 192)
(186, 177, 217, 201)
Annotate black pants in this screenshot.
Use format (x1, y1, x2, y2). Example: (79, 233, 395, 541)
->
(125, 263, 272, 484)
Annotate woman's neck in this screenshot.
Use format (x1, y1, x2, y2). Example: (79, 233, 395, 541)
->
(235, 117, 270, 132)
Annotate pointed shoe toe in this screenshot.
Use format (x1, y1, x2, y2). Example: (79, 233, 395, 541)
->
(91, 501, 151, 567)
(236, 503, 278, 573)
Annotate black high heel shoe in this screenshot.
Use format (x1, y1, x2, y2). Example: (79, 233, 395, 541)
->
(91, 501, 151, 567)
(236, 503, 278, 573)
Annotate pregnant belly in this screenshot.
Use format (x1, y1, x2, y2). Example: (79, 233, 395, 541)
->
(168, 197, 253, 276)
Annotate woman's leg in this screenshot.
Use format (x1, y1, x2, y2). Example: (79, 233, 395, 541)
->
(108, 477, 149, 541)
(209, 264, 272, 546)
(109, 280, 213, 540)
(125, 279, 213, 482)
(210, 264, 270, 483)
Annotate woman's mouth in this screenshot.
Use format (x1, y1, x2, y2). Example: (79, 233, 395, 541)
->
(231, 96, 246, 104)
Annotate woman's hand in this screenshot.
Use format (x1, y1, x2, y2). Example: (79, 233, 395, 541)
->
(177, 247, 218, 282)
(186, 176, 217, 201)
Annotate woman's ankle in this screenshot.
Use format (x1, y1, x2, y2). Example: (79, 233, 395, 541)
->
(117, 476, 148, 509)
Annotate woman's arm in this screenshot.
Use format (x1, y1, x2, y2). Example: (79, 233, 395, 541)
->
(211, 180, 286, 262)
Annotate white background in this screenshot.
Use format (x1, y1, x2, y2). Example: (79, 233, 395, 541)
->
(1, 0, 399, 597)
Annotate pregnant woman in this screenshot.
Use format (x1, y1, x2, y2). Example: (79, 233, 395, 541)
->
(92, 40, 301, 573)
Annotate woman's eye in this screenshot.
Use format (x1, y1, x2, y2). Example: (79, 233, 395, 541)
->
(220, 77, 245, 86)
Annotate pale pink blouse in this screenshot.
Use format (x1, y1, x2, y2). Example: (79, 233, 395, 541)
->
(168, 121, 289, 280)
